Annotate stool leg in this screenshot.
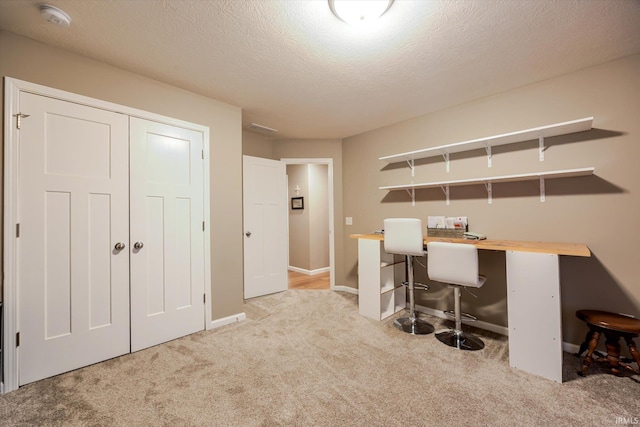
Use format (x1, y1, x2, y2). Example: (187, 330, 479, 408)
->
(604, 332, 622, 376)
(393, 255, 434, 335)
(407, 255, 417, 323)
(435, 285, 484, 351)
(453, 286, 462, 335)
(623, 337, 640, 374)
(580, 328, 600, 377)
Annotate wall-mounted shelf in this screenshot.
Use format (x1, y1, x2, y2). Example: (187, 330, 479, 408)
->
(379, 117, 593, 173)
(380, 167, 595, 205)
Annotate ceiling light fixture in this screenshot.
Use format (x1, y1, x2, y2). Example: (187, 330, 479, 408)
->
(329, 0, 394, 25)
(39, 4, 72, 27)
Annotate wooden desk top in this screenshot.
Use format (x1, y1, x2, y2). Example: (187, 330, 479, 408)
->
(349, 234, 591, 257)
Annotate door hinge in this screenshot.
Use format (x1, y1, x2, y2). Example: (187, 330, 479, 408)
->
(16, 223, 20, 238)
(203, 293, 206, 304)
(15, 113, 30, 130)
(202, 221, 205, 231)
(202, 149, 204, 160)
(16, 332, 20, 347)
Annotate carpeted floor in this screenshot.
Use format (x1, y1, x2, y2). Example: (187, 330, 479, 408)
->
(1, 290, 638, 426)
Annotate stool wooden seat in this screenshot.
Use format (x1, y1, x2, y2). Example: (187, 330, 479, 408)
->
(575, 309, 640, 376)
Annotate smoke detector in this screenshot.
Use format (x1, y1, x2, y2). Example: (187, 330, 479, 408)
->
(39, 4, 72, 27)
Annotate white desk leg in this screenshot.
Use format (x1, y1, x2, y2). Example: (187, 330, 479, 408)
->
(358, 239, 381, 320)
(506, 251, 563, 382)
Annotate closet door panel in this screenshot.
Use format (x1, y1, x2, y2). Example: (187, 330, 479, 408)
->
(130, 118, 205, 352)
(18, 92, 130, 386)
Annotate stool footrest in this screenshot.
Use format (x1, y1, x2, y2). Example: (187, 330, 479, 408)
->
(444, 310, 477, 322)
(400, 281, 429, 291)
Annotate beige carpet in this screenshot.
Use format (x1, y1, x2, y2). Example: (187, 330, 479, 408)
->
(1, 290, 638, 426)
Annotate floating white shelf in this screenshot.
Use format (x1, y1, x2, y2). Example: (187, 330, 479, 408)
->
(379, 117, 593, 171)
(379, 167, 595, 205)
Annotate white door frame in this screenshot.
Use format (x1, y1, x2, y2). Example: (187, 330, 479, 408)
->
(2, 77, 212, 394)
(281, 158, 335, 290)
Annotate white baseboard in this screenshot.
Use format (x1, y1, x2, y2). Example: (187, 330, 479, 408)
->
(208, 312, 246, 330)
(288, 266, 330, 275)
(562, 342, 580, 354)
(333, 285, 358, 295)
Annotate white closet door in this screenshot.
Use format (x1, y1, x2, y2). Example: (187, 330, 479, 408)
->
(129, 118, 206, 352)
(18, 92, 130, 385)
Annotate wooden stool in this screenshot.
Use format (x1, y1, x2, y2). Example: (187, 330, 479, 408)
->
(575, 309, 640, 376)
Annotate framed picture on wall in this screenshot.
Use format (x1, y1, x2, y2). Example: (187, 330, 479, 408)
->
(291, 197, 304, 210)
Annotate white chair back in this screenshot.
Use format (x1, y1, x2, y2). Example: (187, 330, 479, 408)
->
(427, 241, 486, 288)
(383, 218, 424, 256)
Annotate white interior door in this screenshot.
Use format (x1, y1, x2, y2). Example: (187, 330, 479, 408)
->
(130, 118, 206, 352)
(243, 155, 288, 299)
(17, 92, 130, 385)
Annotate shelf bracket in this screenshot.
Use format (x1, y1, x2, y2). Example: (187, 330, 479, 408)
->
(406, 159, 415, 177)
(404, 188, 415, 206)
(485, 144, 492, 168)
(440, 184, 450, 206)
(442, 152, 450, 173)
(484, 181, 493, 204)
(539, 134, 545, 162)
(540, 176, 546, 202)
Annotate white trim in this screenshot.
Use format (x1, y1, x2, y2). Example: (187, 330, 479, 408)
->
(281, 158, 336, 291)
(3, 77, 21, 393)
(2, 77, 212, 393)
(209, 312, 246, 329)
(563, 342, 580, 355)
(334, 286, 358, 295)
(288, 266, 330, 275)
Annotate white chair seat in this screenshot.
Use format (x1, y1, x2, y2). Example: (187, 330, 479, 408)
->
(427, 241, 486, 351)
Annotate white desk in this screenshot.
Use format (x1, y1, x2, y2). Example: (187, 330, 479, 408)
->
(350, 234, 591, 382)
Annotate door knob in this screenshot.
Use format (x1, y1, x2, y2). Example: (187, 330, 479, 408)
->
(134, 241, 144, 250)
(245, 231, 252, 237)
(114, 242, 126, 251)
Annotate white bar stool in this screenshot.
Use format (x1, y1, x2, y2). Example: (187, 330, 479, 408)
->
(384, 218, 434, 335)
(427, 241, 487, 351)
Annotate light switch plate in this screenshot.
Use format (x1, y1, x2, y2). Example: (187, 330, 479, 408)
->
(345, 217, 353, 225)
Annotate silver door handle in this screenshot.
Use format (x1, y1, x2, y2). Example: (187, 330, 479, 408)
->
(245, 231, 251, 237)
(134, 241, 144, 250)
(114, 242, 126, 250)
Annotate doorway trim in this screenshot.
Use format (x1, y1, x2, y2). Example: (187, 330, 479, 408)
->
(2, 77, 212, 394)
(281, 158, 335, 290)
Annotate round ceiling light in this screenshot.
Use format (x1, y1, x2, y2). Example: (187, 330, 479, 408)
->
(329, 0, 394, 25)
(39, 4, 72, 27)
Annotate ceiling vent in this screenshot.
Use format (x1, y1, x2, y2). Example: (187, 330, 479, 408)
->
(245, 123, 278, 135)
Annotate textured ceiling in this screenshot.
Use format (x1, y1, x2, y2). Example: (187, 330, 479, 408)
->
(1, 0, 639, 139)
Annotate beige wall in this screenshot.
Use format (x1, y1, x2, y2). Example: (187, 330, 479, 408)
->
(0, 31, 244, 320)
(342, 54, 640, 345)
(287, 164, 311, 270)
(309, 164, 329, 270)
(286, 164, 330, 272)
(242, 131, 275, 159)
(273, 140, 344, 285)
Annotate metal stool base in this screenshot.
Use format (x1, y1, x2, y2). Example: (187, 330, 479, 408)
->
(393, 317, 435, 335)
(436, 330, 484, 351)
